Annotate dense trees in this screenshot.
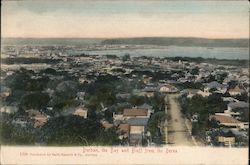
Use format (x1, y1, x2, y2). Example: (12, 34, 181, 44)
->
(128, 95, 145, 106)
(147, 111, 166, 143)
(86, 84, 116, 111)
(50, 81, 79, 111)
(150, 93, 165, 112)
(0, 122, 36, 145)
(4, 68, 33, 91)
(4, 68, 51, 107)
(41, 68, 57, 75)
(179, 94, 226, 117)
(19, 92, 50, 110)
(234, 93, 249, 102)
(179, 93, 228, 139)
(176, 82, 203, 90)
(2, 57, 62, 65)
(232, 107, 249, 122)
(40, 115, 120, 145)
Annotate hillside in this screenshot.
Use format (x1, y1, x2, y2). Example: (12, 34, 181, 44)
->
(101, 37, 249, 47)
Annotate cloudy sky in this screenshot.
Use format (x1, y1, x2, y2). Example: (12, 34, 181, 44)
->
(2, 0, 249, 38)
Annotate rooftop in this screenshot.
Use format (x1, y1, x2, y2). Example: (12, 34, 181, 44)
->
(123, 108, 148, 117)
(210, 115, 241, 124)
(127, 118, 149, 126)
(228, 101, 249, 109)
(206, 81, 225, 89)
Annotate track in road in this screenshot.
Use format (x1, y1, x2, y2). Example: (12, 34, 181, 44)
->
(167, 94, 195, 146)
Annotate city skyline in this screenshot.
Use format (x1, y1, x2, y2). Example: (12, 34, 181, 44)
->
(2, 1, 249, 38)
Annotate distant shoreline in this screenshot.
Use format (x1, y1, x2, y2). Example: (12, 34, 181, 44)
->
(2, 37, 249, 48)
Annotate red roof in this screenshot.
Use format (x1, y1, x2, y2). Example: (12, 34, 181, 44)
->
(118, 124, 130, 134)
(210, 115, 241, 124)
(123, 108, 148, 117)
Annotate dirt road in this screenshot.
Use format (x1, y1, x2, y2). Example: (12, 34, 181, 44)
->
(167, 94, 195, 146)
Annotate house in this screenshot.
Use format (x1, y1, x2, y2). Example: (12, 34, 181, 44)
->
(227, 101, 249, 111)
(191, 114, 199, 122)
(45, 88, 54, 97)
(222, 97, 239, 103)
(0, 87, 11, 98)
(0, 105, 18, 114)
(123, 108, 150, 119)
(218, 110, 240, 119)
(115, 93, 131, 100)
(181, 89, 200, 98)
(113, 112, 124, 121)
(102, 121, 114, 129)
(166, 80, 178, 84)
(177, 77, 189, 83)
(12, 117, 28, 127)
(137, 103, 154, 114)
(142, 86, 157, 97)
(204, 81, 227, 94)
(158, 84, 179, 93)
(73, 105, 88, 118)
(228, 86, 243, 96)
(76, 92, 85, 101)
(187, 89, 200, 98)
(127, 118, 149, 146)
(31, 113, 49, 128)
(197, 90, 211, 97)
(26, 109, 41, 117)
(79, 77, 87, 83)
(218, 129, 235, 147)
(127, 118, 149, 134)
(182, 89, 211, 98)
(112, 107, 151, 145)
(209, 115, 244, 129)
(118, 123, 130, 140)
(102, 121, 130, 140)
(142, 75, 152, 84)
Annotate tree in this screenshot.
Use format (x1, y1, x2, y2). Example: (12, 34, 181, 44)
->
(40, 115, 120, 145)
(129, 95, 145, 106)
(0, 122, 36, 145)
(192, 122, 199, 136)
(19, 92, 50, 110)
(151, 93, 165, 112)
(235, 93, 249, 102)
(122, 53, 130, 61)
(95, 127, 120, 145)
(41, 68, 57, 75)
(50, 81, 79, 111)
(233, 107, 249, 122)
(190, 67, 199, 75)
(41, 115, 103, 145)
(147, 111, 166, 138)
(4, 68, 32, 91)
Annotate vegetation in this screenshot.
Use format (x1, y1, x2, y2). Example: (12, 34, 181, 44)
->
(175, 82, 204, 90)
(179, 94, 227, 138)
(232, 107, 249, 122)
(19, 92, 50, 110)
(0, 118, 36, 145)
(2, 57, 62, 64)
(147, 111, 166, 144)
(122, 53, 131, 61)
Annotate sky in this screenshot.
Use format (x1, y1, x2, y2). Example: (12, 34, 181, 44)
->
(2, 0, 249, 38)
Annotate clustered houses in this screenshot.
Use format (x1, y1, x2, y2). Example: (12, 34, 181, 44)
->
(1, 44, 249, 147)
(107, 108, 151, 146)
(181, 79, 249, 147)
